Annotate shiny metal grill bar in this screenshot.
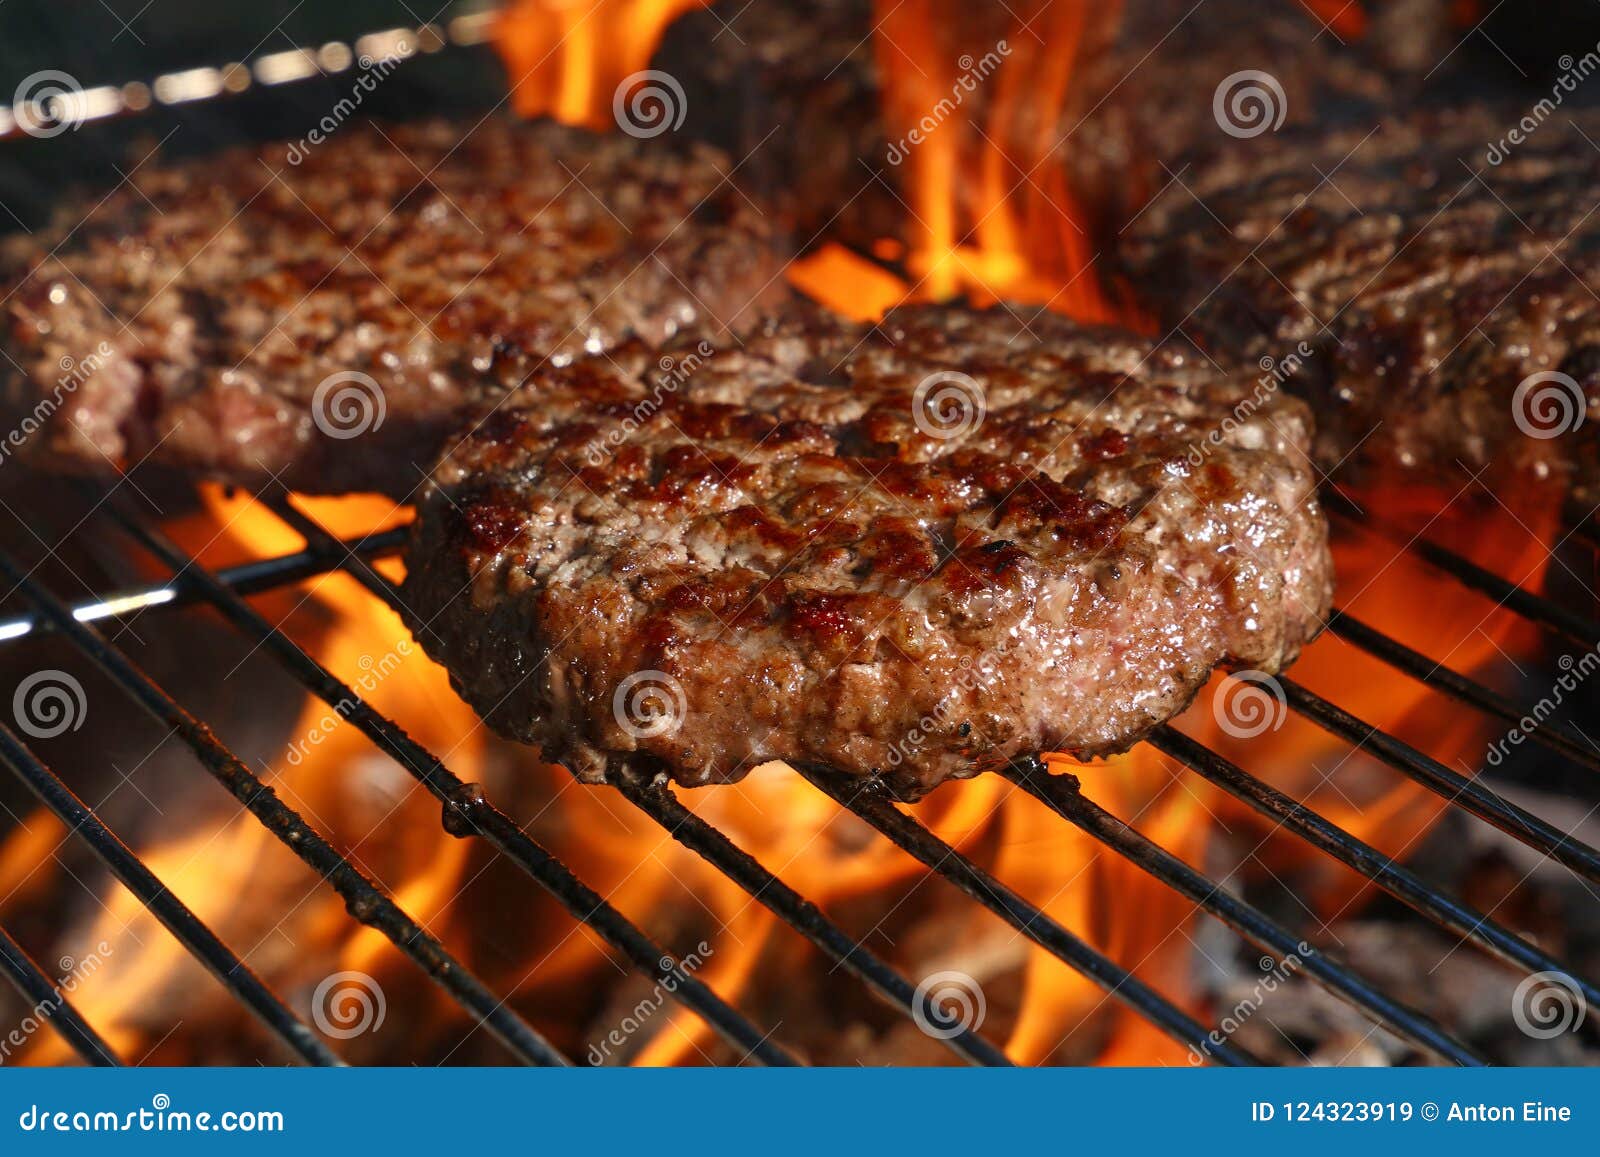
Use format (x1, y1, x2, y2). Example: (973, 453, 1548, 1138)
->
(1, 485, 1595, 1067)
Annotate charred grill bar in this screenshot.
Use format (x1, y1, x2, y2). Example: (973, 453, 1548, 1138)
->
(258, 493, 1223, 1064)
(0, 484, 1594, 1066)
(0, 550, 572, 1069)
(88, 496, 800, 1069)
(0, 901, 119, 1066)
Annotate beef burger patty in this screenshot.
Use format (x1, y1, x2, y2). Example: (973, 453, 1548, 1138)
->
(650, 0, 1425, 251)
(1121, 104, 1600, 490)
(0, 117, 786, 495)
(402, 304, 1333, 797)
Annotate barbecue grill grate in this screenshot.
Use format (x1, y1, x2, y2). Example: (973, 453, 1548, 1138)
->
(0, 482, 1595, 1068)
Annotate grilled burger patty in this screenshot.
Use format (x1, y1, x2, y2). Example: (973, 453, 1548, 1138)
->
(402, 304, 1333, 797)
(0, 117, 786, 496)
(651, 0, 1419, 249)
(650, 0, 907, 246)
(1121, 105, 1600, 488)
(1046, 0, 1406, 242)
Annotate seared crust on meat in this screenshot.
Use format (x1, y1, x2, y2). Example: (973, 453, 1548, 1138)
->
(650, 0, 905, 246)
(0, 117, 786, 495)
(1052, 0, 1403, 241)
(402, 304, 1332, 797)
(1121, 104, 1600, 488)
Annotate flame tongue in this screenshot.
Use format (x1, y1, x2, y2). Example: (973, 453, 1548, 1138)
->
(785, 0, 1137, 324)
(494, 0, 709, 126)
(864, 0, 1127, 320)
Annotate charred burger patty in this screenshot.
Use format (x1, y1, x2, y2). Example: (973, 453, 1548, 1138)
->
(401, 304, 1332, 797)
(0, 117, 786, 496)
(1121, 104, 1600, 489)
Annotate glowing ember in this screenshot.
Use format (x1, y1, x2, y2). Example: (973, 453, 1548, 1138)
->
(1301, 0, 1370, 40)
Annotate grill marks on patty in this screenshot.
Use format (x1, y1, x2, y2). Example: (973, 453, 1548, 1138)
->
(403, 304, 1333, 797)
(1121, 104, 1600, 490)
(0, 116, 787, 496)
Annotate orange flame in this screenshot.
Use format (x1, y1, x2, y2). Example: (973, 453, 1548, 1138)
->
(494, 0, 709, 127)
(863, 0, 1127, 321)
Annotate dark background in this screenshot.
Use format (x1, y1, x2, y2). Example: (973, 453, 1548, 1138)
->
(0, 1, 510, 224)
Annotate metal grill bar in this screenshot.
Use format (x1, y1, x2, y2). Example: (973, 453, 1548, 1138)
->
(794, 761, 1261, 1065)
(614, 776, 1015, 1067)
(256, 495, 1262, 1064)
(1327, 609, 1600, 773)
(0, 723, 336, 1066)
(251, 497, 1007, 1065)
(0, 526, 406, 645)
(0, 551, 571, 1067)
(5, 483, 1593, 1066)
(251, 494, 1600, 1063)
(0, 921, 120, 1066)
(261, 497, 412, 618)
(1000, 759, 1486, 1065)
(100, 498, 798, 1068)
(1324, 489, 1600, 648)
(1281, 678, 1600, 883)
(1146, 727, 1600, 1007)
